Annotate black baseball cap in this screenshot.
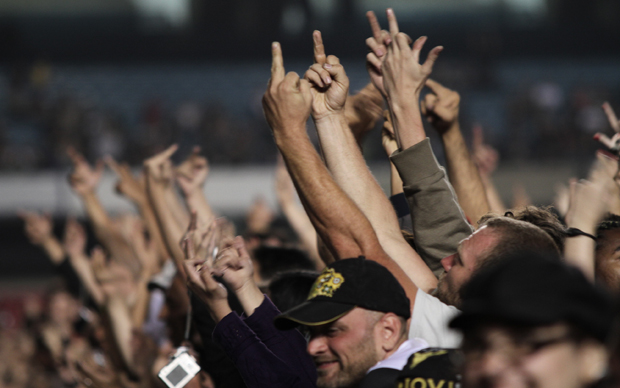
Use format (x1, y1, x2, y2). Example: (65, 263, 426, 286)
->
(274, 257, 411, 330)
(450, 251, 614, 342)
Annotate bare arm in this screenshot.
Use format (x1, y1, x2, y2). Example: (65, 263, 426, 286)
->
(144, 145, 187, 277)
(263, 42, 418, 304)
(176, 146, 215, 229)
(306, 31, 436, 292)
(19, 211, 65, 265)
(382, 110, 404, 196)
(421, 80, 490, 224)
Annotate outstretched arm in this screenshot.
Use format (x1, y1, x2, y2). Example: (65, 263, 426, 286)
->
(263, 42, 418, 304)
(176, 146, 216, 229)
(305, 31, 436, 292)
(421, 79, 490, 224)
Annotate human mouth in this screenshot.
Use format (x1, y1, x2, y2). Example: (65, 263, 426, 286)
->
(315, 360, 339, 370)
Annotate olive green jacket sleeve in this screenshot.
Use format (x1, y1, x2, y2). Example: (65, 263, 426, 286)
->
(390, 138, 474, 277)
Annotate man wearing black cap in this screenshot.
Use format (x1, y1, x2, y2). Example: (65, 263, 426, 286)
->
(451, 252, 612, 388)
(275, 258, 429, 388)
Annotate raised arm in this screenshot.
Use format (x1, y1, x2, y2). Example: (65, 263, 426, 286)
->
(176, 146, 216, 229)
(421, 79, 490, 224)
(305, 31, 436, 292)
(262, 41, 417, 304)
(19, 211, 65, 265)
(67, 148, 141, 275)
(105, 156, 170, 264)
(368, 9, 473, 276)
(472, 125, 505, 214)
(144, 145, 187, 276)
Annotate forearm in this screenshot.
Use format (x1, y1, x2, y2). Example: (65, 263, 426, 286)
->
(235, 283, 266, 317)
(41, 237, 66, 265)
(315, 114, 436, 291)
(68, 253, 105, 306)
(165, 189, 189, 230)
(131, 279, 151, 328)
(135, 198, 170, 262)
(183, 191, 215, 229)
(80, 191, 114, 242)
(275, 127, 418, 302)
(441, 124, 490, 225)
(388, 95, 427, 150)
(146, 178, 186, 276)
(105, 295, 137, 377)
(564, 217, 598, 281)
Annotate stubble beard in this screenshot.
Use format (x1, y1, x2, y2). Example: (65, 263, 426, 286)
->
(316, 337, 380, 388)
(434, 272, 461, 307)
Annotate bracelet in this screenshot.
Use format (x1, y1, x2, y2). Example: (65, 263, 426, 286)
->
(565, 227, 597, 240)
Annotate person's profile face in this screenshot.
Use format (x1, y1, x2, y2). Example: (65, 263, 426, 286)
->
(461, 323, 595, 388)
(595, 228, 620, 291)
(306, 308, 381, 388)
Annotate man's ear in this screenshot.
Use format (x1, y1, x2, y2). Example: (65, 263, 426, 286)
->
(375, 313, 405, 353)
(578, 340, 608, 384)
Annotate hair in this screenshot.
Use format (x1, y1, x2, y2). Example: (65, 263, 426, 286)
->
(254, 247, 316, 282)
(597, 213, 620, 237)
(478, 206, 567, 252)
(476, 216, 561, 271)
(267, 270, 319, 312)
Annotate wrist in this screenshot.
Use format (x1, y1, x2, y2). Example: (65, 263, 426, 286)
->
(235, 282, 264, 316)
(273, 125, 309, 149)
(313, 110, 347, 125)
(208, 300, 233, 323)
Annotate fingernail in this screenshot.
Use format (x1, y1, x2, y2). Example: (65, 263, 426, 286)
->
(385, 38, 392, 45)
(323, 63, 332, 69)
(272, 42, 278, 49)
(387, 8, 393, 15)
(324, 76, 332, 84)
(594, 134, 601, 140)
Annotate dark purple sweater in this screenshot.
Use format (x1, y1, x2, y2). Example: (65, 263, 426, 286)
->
(213, 296, 317, 388)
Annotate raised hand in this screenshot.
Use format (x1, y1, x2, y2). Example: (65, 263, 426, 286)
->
(246, 197, 274, 234)
(365, 11, 392, 97)
(212, 236, 255, 293)
(175, 146, 209, 197)
(472, 124, 499, 178)
(381, 9, 443, 101)
(345, 83, 384, 143)
(105, 156, 146, 204)
(420, 79, 460, 133)
(304, 31, 350, 121)
(67, 147, 104, 196)
(262, 42, 313, 139)
(143, 144, 178, 187)
(595, 102, 620, 153)
(19, 211, 54, 245)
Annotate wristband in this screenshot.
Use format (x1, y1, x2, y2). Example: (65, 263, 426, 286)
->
(565, 227, 597, 240)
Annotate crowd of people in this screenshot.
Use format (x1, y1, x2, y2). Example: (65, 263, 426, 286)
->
(8, 7, 620, 388)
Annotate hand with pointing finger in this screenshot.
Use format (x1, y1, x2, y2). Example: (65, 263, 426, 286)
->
(365, 11, 392, 98)
(304, 31, 349, 122)
(262, 42, 313, 140)
(420, 79, 460, 133)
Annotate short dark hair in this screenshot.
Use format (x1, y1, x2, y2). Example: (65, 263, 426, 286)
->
(476, 217, 561, 270)
(268, 270, 319, 312)
(597, 213, 620, 237)
(254, 246, 316, 282)
(478, 206, 566, 252)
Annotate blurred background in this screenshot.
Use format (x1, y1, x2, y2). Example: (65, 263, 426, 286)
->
(0, 0, 619, 307)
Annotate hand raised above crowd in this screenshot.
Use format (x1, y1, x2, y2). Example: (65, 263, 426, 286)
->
(420, 79, 460, 133)
(381, 9, 443, 102)
(105, 156, 146, 205)
(67, 147, 104, 196)
(594, 102, 620, 153)
(304, 31, 350, 122)
(262, 42, 313, 141)
(143, 144, 178, 187)
(365, 11, 392, 97)
(175, 146, 209, 197)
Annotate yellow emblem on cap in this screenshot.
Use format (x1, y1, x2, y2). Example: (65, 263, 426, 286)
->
(308, 268, 345, 299)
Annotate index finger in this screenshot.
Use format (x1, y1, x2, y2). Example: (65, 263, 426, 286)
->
(270, 42, 285, 85)
(366, 11, 382, 41)
(386, 8, 399, 36)
(313, 30, 326, 65)
(603, 102, 620, 133)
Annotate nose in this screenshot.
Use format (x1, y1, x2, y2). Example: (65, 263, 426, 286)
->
(441, 254, 455, 272)
(307, 335, 328, 356)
